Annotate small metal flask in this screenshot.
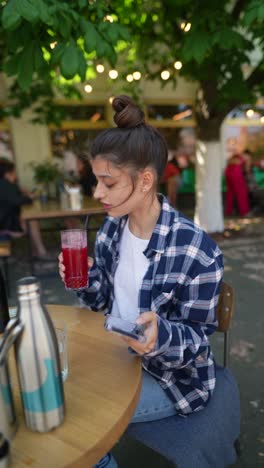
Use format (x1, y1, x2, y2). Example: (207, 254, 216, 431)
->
(0, 318, 23, 441)
(0, 269, 9, 334)
(0, 350, 18, 440)
(14, 277, 65, 432)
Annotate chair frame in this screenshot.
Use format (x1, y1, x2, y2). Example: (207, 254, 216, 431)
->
(0, 241, 11, 296)
(216, 281, 235, 367)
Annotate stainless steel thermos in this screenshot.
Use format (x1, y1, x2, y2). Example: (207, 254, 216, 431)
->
(15, 276, 65, 432)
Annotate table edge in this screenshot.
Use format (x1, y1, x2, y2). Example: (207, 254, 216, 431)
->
(66, 367, 142, 467)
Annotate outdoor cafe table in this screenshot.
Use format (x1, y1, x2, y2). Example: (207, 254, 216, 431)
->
(11, 305, 142, 467)
(21, 198, 105, 274)
(21, 197, 105, 223)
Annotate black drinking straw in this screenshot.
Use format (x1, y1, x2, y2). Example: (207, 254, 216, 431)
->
(84, 215, 89, 231)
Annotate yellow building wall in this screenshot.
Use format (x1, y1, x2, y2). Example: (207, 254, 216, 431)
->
(9, 113, 52, 188)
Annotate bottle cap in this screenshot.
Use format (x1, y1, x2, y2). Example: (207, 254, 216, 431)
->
(17, 277, 40, 295)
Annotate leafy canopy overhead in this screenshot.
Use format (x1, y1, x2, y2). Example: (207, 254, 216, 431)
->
(113, 0, 264, 131)
(0, 0, 264, 129)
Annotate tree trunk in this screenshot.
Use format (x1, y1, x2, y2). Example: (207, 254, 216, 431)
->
(194, 140, 224, 233)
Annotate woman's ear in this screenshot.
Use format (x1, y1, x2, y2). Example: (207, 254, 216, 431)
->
(141, 168, 155, 193)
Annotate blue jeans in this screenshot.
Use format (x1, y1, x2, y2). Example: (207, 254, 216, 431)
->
(93, 370, 177, 468)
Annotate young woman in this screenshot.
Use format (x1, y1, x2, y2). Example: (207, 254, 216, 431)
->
(59, 95, 224, 468)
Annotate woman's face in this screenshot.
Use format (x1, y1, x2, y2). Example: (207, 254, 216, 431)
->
(91, 156, 149, 217)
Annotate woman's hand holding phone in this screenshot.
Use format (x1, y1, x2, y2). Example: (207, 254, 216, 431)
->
(122, 311, 158, 355)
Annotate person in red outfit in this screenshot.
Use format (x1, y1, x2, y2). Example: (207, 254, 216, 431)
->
(161, 161, 180, 207)
(224, 153, 250, 216)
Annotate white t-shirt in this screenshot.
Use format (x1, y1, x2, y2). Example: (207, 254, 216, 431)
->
(111, 221, 149, 322)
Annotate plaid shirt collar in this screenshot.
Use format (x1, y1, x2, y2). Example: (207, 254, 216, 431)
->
(108, 194, 176, 258)
(147, 194, 175, 255)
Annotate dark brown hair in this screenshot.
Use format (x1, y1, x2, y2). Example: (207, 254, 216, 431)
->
(90, 95, 168, 183)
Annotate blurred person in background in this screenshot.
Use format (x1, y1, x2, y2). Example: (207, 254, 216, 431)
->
(161, 153, 180, 207)
(76, 153, 97, 197)
(224, 150, 250, 217)
(63, 153, 97, 229)
(242, 148, 264, 214)
(0, 158, 49, 258)
(161, 149, 191, 207)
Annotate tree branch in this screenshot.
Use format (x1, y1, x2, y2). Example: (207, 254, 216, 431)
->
(232, 0, 247, 21)
(246, 64, 264, 88)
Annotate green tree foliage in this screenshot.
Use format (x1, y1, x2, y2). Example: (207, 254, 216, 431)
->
(112, 0, 264, 138)
(0, 0, 264, 135)
(0, 0, 129, 123)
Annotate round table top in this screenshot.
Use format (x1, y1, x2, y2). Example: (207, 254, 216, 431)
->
(11, 305, 142, 467)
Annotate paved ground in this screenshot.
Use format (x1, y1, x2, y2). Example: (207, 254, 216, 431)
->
(5, 214, 264, 467)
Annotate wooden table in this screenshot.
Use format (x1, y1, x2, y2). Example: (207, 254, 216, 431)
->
(21, 198, 105, 274)
(11, 305, 142, 467)
(22, 198, 105, 222)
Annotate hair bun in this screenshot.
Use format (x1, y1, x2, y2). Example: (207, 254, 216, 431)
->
(112, 95, 145, 128)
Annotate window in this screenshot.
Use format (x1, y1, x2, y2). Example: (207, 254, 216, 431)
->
(57, 104, 106, 122)
(49, 101, 110, 170)
(0, 130, 13, 160)
(0, 109, 14, 160)
(145, 100, 196, 128)
(51, 128, 103, 158)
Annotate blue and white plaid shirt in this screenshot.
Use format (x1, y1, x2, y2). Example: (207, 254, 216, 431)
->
(78, 195, 224, 415)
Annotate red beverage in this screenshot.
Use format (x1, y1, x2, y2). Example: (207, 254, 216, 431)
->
(62, 246, 88, 289)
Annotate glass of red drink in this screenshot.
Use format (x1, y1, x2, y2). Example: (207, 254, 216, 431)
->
(61, 229, 88, 290)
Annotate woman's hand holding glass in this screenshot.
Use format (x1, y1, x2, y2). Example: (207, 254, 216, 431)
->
(58, 252, 93, 285)
(122, 311, 158, 355)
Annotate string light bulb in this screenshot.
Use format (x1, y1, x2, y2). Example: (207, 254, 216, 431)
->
(96, 64, 105, 73)
(174, 61, 182, 70)
(84, 84, 93, 93)
(109, 96, 114, 104)
(184, 22, 191, 32)
(133, 71, 141, 80)
(109, 69, 118, 79)
(180, 21, 191, 32)
(246, 109, 254, 118)
(104, 15, 114, 22)
(161, 70, 170, 80)
(126, 74, 134, 82)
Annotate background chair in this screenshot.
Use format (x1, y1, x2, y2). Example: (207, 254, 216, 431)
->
(126, 281, 240, 468)
(0, 240, 11, 296)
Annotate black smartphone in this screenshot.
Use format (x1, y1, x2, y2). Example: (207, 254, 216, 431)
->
(104, 316, 146, 342)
